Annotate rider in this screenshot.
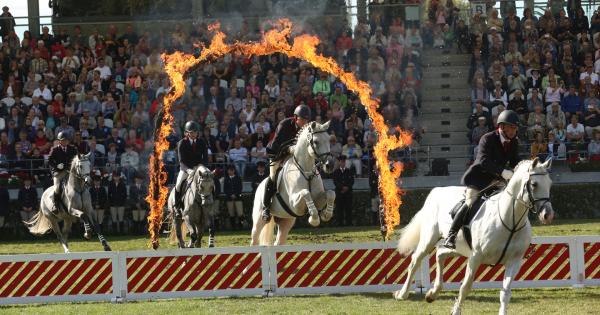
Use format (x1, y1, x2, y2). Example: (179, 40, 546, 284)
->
(48, 131, 79, 214)
(261, 104, 311, 222)
(175, 120, 208, 213)
(443, 110, 522, 249)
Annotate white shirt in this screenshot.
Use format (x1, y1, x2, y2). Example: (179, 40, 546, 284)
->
(228, 147, 248, 162)
(566, 123, 585, 137)
(579, 71, 599, 85)
(94, 65, 112, 80)
(33, 87, 53, 102)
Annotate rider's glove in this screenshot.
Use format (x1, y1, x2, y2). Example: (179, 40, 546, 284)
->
(501, 169, 514, 181)
(186, 169, 194, 175)
(57, 163, 64, 170)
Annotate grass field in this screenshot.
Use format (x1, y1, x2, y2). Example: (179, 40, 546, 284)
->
(1, 219, 599, 314)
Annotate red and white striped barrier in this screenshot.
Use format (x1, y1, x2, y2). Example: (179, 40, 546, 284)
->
(0, 236, 598, 304)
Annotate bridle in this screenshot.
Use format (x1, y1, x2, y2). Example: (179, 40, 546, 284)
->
(193, 169, 214, 203)
(292, 125, 331, 193)
(495, 169, 551, 265)
(70, 157, 91, 193)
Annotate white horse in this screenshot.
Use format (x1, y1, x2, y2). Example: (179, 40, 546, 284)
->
(394, 158, 555, 315)
(167, 165, 215, 248)
(26, 153, 112, 253)
(251, 121, 336, 246)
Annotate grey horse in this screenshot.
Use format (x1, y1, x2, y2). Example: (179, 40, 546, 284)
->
(26, 153, 112, 253)
(167, 165, 215, 248)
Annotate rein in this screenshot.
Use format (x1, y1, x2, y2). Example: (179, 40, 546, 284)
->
(494, 171, 550, 266)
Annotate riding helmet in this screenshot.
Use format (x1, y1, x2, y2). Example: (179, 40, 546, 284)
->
(57, 131, 69, 141)
(184, 121, 200, 132)
(497, 110, 520, 126)
(293, 104, 311, 120)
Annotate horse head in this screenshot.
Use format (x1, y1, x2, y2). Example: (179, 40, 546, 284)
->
(72, 153, 92, 187)
(306, 121, 335, 174)
(194, 166, 215, 206)
(511, 157, 554, 225)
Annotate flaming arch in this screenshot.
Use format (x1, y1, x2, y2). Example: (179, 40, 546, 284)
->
(146, 20, 412, 249)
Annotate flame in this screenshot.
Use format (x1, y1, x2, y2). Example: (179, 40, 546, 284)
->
(147, 20, 411, 247)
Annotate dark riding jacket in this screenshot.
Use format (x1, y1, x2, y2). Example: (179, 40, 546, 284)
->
(462, 130, 521, 190)
(267, 117, 300, 159)
(90, 185, 108, 209)
(177, 137, 208, 169)
(48, 144, 78, 174)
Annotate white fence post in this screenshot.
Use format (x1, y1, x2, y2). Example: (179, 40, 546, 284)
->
(569, 237, 585, 288)
(260, 246, 275, 296)
(111, 252, 128, 302)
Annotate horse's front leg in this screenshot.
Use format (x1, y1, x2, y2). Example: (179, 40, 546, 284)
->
(291, 189, 319, 226)
(174, 213, 186, 249)
(451, 257, 480, 315)
(499, 259, 523, 315)
(321, 190, 335, 222)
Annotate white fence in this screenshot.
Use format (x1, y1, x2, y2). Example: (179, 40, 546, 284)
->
(0, 236, 598, 305)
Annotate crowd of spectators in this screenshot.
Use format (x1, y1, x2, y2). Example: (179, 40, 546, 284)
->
(0, 5, 424, 234)
(460, 3, 600, 163)
(455, 2, 600, 162)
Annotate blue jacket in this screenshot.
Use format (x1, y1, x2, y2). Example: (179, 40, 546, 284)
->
(561, 95, 583, 114)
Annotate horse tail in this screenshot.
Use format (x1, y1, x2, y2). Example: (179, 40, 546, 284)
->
(259, 218, 275, 246)
(25, 210, 53, 235)
(397, 209, 423, 256)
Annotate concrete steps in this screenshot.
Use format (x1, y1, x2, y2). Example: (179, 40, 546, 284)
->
(421, 117, 469, 133)
(420, 131, 469, 146)
(420, 101, 472, 114)
(422, 78, 470, 89)
(422, 65, 470, 76)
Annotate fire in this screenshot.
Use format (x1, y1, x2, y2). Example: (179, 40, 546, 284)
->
(147, 20, 410, 247)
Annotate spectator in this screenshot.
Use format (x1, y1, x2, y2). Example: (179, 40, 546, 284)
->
(90, 173, 108, 230)
(120, 144, 139, 182)
(108, 171, 127, 234)
(333, 155, 354, 226)
(528, 104, 547, 139)
(18, 177, 37, 223)
(250, 139, 268, 166)
(471, 116, 489, 145)
(251, 161, 268, 192)
(530, 132, 548, 160)
(223, 165, 244, 230)
(228, 138, 248, 178)
(588, 130, 600, 160)
(584, 101, 600, 138)
(128, 174, 148, 234)
(342, 136, 363, 176)
(0, 184, 8, 229)
(562, 85, 584, 121)
(546, 102, 566, 130)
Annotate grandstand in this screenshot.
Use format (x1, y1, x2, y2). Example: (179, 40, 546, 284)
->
(0, 0, 599, 238)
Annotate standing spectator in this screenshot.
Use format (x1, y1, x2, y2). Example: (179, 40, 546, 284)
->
(90, 174, 108, 231)
(18, 177, 37, 223)
(128, 174, 148, 234)
(0, 184, 8, 230)
(333, 155, 354, 226)
(588, 130, 600, 160)
(251, 161, 268, 192)
(223, 165, 244, 230)
(0, 6, 16, 40)
(108, 172, 127, 234)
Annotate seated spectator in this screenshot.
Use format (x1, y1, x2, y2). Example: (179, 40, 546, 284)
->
(489, 81, 508, 106)
(342, 136, 363, 176)
(584, 101, 600, 138)
(471, 116, 489, 145)
(228, 138, 248, 178)
(471, 78, 488, 108)
(530, 131, 548, 160)
(545, 80, 564, 107)
(566, 114, 586, 146)
(507, 89, 528, 119)
(250, 139, 268, 166)
(562, 85, 584, 121)
(329, 134, 342, 161)
(528, 104, 547, 139)
(588, 130, 600, 160)
(18, 177, 37, 223)
(507, 66, 526, 93)
(547, 131, 567, 160)
(120, 144, 139, 183)
(546, 102, 566, 130)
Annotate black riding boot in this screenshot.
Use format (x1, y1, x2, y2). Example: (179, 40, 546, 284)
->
(261, 178, 276, 222)
(174, 189, 183, 213)
(443, 203, 470, 249)
(52, 192, 61, 214)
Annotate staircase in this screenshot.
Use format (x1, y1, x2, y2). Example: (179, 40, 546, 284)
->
(418, 49, 472, 176)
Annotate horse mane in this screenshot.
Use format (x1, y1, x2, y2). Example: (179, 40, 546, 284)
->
(69, 155, 80, 172)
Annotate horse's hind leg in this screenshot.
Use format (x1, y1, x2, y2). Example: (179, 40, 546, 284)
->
(394, 230, 438, 300)
(174, 215, 186, 248)
(426, 247, 452, 303)
(50, 219, 70, 253)
(451, 257, 481, 315)
(499, 259, 523, 315)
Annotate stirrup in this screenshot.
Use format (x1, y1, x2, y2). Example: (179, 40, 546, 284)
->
(442, 234, 457, 249)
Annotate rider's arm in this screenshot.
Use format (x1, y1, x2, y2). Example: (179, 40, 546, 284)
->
(177, 140, 191, 169)
(478, 133, 504, 176)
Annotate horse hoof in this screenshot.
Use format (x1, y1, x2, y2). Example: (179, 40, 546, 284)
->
(425, 291, 435, 303)
(393, 290, 408, 300)
(84, 233, 91, 240)
(103, 245, 112, 251)
(308, 216, 320, 227)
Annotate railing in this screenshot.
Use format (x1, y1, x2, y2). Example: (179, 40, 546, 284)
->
(0, 236, 598, 305)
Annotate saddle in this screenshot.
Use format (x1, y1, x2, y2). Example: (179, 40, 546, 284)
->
(449, 188, 502, 249)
